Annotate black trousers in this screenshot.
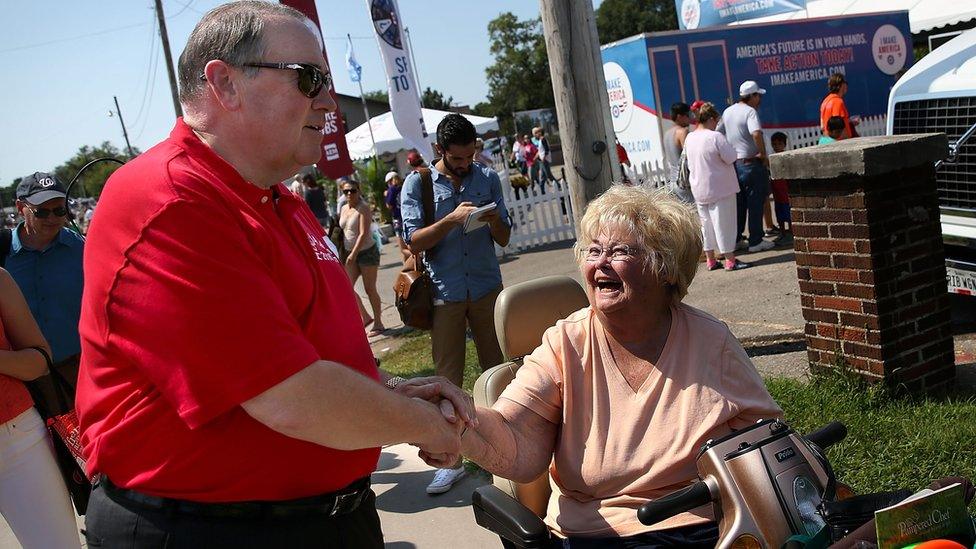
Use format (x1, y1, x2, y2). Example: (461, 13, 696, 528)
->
(83, 481, 384, 549)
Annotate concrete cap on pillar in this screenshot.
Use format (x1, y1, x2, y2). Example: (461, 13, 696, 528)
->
(769, 134, 948, 180)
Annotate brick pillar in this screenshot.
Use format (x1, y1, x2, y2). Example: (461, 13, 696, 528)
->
(769, 134, 952, 394)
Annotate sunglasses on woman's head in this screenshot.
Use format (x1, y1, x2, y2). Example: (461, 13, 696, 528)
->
(27, 205, 68, 219)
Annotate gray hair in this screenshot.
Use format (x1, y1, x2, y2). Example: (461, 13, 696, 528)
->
(177, 1, 310, 103)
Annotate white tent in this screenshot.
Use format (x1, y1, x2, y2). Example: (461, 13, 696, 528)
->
(345, 108, 500, 160)
(730, 0, 976, 34)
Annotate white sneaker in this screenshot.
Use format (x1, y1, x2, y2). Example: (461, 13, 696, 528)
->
(747, 240, 776, 252)
(426, 467, 467, 495)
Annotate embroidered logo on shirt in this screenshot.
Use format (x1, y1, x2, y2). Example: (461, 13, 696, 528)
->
(307, 234, 339, 263)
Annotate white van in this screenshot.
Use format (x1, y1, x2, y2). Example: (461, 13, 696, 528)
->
(888, 29, 976, 297)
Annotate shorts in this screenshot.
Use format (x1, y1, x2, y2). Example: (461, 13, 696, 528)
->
(356, 244, 381, 266)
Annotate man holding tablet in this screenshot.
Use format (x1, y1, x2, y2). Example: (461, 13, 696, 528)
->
(401, 113, 512, 495)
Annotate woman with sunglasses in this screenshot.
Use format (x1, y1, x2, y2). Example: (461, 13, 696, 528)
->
(339, 181, 386, 337)
(0, 268, 81, 548)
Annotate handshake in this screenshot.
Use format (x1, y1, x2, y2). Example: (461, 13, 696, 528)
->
(392, 376, 478, 468)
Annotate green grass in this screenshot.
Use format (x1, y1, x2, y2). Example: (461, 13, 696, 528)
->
(383, 334, 976, 498)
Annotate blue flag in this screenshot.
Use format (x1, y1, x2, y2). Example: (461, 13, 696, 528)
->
(345, 34, 362, 83)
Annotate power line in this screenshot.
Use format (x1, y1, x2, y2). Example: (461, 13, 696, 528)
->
(131, 14, 161, 136)
(0, 21, 151, 54)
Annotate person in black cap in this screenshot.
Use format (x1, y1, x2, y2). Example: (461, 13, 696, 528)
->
(5, 172, 85, 373)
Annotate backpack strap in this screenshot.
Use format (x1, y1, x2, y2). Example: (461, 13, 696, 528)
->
(0, 228, 12, 268)
(417, 167, 434, 228)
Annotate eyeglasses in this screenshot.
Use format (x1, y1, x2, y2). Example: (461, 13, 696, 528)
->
(27, 205, 68, 219)
(342, 189, 358, 195)
(241, 62, 331, 98)
(582, 244, 642, 263)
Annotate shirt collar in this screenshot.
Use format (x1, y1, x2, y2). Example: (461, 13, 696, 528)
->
(170, 118, 276, 207)
(10, 222, 77, 254)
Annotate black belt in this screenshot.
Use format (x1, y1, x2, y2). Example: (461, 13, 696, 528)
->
(100, 476, 371, 519)
(735, 157, 762, 164)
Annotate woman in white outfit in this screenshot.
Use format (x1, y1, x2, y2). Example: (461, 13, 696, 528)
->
(0, 269, 81, 548)
(683, 102, 750, 271)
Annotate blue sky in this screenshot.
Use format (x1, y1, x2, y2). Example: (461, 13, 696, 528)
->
(0, 1, 603, 185)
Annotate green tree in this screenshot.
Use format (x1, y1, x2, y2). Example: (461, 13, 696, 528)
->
(53, 142, 138, 198)
(362, 89, 389, 104)
(484, 13, 554, 135)
(595, 0, 678, 44)
(354, 157, 392, 223)
(421, 87, 454, 111)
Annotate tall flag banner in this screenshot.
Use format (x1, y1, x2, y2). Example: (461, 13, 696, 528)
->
(365, 0, 432, 160)
(345, 35, 362, 83)
(279, 0, 356, 178)
(676, 0, 806, 30)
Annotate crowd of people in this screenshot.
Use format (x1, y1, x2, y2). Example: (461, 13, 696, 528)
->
(0, 1, 864, 546)
(652, 73, 856, 272)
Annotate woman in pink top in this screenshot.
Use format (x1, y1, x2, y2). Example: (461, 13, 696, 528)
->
(456, 186, 781, 546)
(684, 102, 750, 271)
(0, 269, 81, 548)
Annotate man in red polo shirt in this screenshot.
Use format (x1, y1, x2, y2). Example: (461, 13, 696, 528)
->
(76, 3, 469, 547)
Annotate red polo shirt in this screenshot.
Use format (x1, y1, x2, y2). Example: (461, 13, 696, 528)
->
(77, 119, 380, 502)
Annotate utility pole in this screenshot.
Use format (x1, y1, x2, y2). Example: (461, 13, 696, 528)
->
(113, 96, 135, 158)
(539, 0, 619, 228)
(155, 0, 183, 118)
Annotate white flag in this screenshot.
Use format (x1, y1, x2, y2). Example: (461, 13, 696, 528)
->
(345, 34, 362, 83)
(365, 0, 432, 161)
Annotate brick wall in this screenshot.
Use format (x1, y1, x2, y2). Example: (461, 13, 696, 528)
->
(789, 163, 952, 392)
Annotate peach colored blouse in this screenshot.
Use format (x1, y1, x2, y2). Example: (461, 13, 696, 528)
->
(500, 304, 782, 538)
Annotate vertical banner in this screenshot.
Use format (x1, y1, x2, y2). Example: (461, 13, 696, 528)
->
(279, 0, 356, 178)
(677, 0, 807, 30)
(365, 0, 433, 160)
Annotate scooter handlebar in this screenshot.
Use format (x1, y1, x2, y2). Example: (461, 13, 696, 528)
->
(805, 421, 847, 449)
(638, 480, 712, 526)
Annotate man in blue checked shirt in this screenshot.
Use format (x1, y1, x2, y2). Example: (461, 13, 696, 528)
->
(6, 172, 85, 369)
(401, 113, 511, 496)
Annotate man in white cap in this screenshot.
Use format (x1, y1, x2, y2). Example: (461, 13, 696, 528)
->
(720, 80, 775, 253)
(384, 170, 409, 263)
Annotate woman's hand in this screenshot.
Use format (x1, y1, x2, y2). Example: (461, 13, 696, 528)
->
(345, 252, 358, 266)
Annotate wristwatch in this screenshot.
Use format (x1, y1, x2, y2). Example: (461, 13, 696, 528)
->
(386, 376, 408, 390)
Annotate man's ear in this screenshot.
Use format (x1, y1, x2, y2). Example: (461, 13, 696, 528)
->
(203, 60, 243, 111)
(14, 200, 24, 215)
(434, 143, 444, 157)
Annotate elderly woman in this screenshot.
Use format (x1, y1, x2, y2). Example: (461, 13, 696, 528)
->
(456, 185, 782, 547)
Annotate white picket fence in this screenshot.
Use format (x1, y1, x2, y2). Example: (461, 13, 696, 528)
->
(485, 114, 887, 255)
(492, 159, 576, 255)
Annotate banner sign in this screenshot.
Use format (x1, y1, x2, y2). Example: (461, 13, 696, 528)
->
(601, 11, 911, 168)
(366, 0, 433, 161)
(677, 0, 807, 30)
(279, 0, 356, 178)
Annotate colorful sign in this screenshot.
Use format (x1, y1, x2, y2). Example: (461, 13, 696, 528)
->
(279, 0, 356, 179)
(677, 0, 807, 31)
(602, 11, 912, 168)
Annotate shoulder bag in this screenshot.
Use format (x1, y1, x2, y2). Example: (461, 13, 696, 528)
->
(393, 168, 436, 329)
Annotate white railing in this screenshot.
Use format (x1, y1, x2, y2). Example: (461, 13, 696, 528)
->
(629, 160, 670, 190)
(495, 166, 576, 254)
(772, 114, 887, 150)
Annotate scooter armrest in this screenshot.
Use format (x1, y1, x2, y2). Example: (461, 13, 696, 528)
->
(471, 484, 551, 548)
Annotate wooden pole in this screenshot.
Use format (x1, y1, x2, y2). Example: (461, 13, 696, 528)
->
(155, 0, 183, 118)
(539, 0, 619, 228)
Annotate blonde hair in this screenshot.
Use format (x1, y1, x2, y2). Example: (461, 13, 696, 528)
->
(576, 185, 702, 304)
(697, 102, 720, 124)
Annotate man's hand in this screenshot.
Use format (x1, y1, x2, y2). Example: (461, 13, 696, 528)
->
(478, 207, 501, 227)
(394, 376, 478, 428)
(444, 202, 479, 226)
(412, 399, 463, 467)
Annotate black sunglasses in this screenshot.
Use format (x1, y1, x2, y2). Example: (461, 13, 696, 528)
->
(27, 205, 68, 219)
(241, 62, 331, 98)
(342, 189, 358, 195)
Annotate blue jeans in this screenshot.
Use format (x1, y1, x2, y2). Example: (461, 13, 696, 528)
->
(734, 161, 770, 247)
